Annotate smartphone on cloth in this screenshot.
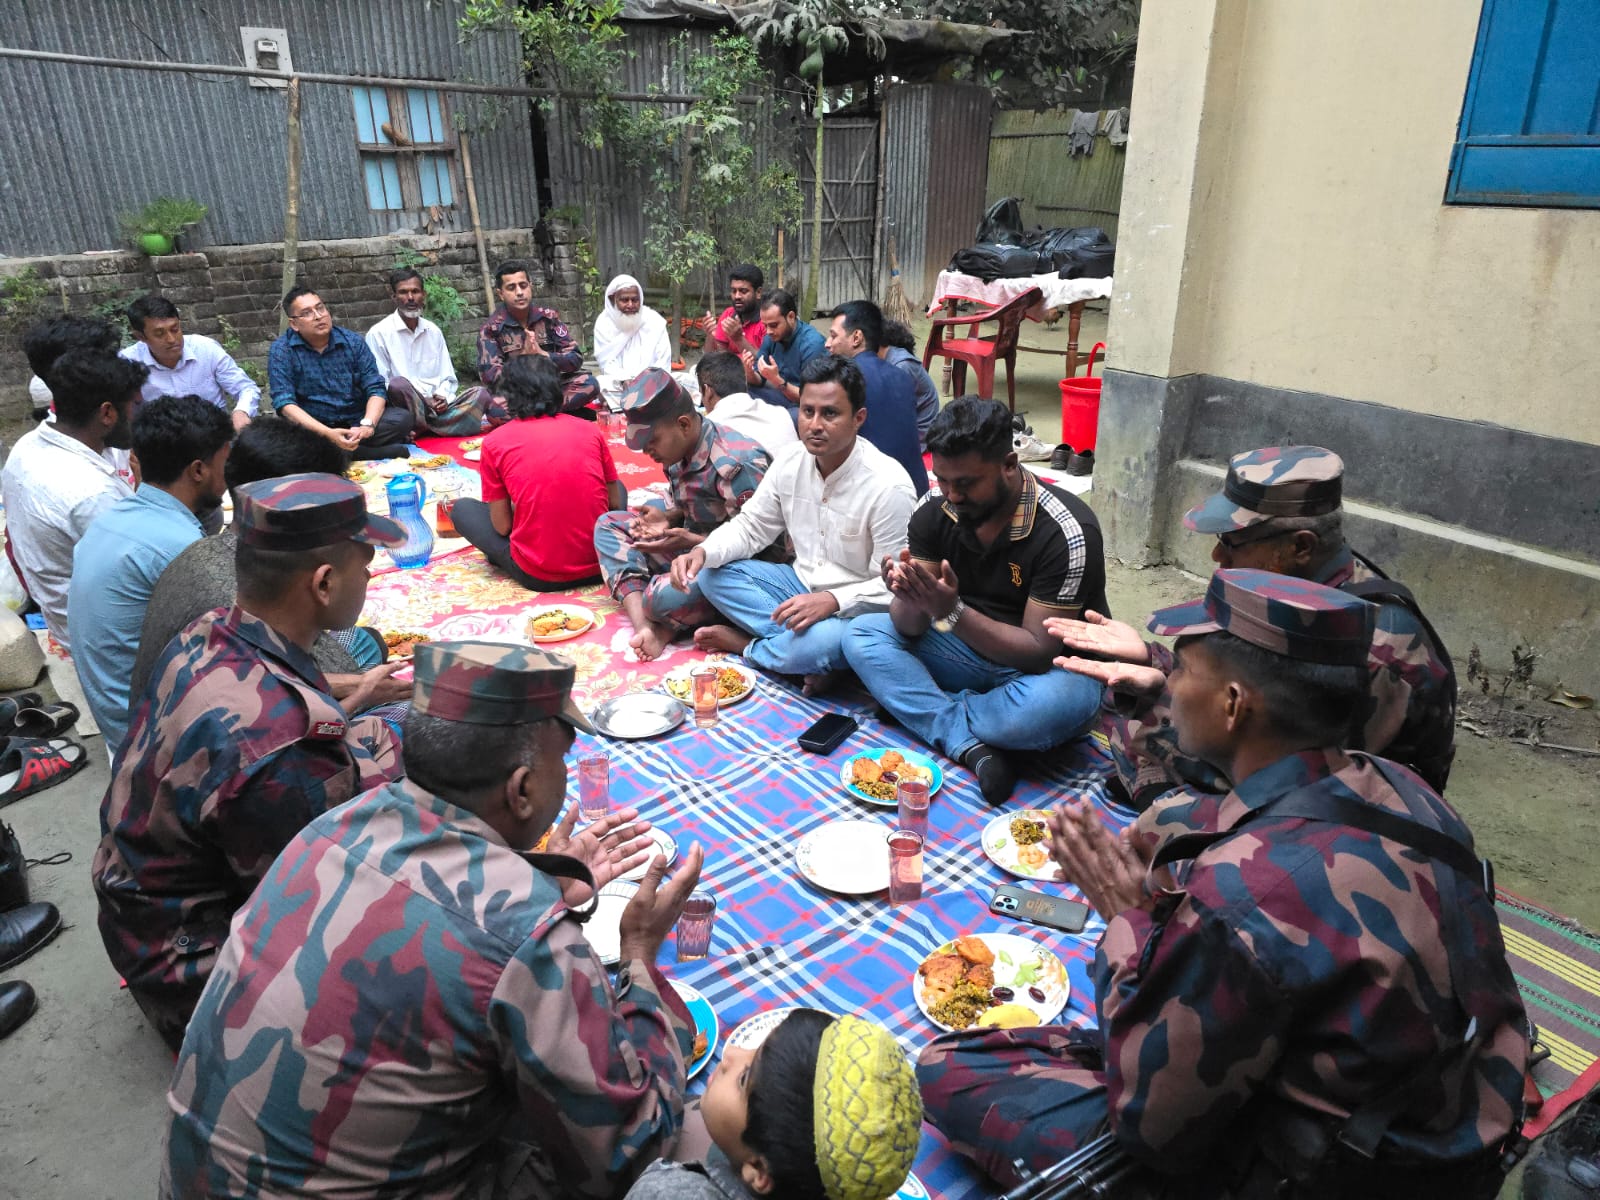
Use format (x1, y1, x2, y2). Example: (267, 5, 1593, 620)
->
(989, 884, 1091, 934)
(797, 713, 857, 754)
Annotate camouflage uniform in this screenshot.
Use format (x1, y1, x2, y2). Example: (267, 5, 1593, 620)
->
(162, 642, 694, 1200)
(477, 304, 601, 421)
(91, 475, 408, 1051)
(1100, 446, 1456, 807)
(918, 571, 1527, 1196)
(593, 370, 773, 630)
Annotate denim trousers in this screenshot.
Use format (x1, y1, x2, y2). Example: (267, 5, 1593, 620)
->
(694, 559, 849, 675)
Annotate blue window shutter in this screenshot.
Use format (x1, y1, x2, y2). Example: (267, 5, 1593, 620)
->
(1448, 0, 1600, 207)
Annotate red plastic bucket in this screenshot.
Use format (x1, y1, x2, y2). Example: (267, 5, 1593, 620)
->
(1058, 342, 1105, 453)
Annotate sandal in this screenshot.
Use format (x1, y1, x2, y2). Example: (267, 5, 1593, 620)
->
(12, 700, 79, 740)
(0, 693, 43, 729)
(0, 737, 89, 809)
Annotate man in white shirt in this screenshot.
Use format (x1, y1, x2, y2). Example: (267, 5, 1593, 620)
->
(1, 349, 144, 650)
(592, 274, 672, 380)
(694, 352, 798, 458)
(120, 296, 261, 431)
(671, 354, 916, 692)
(366, 268, 487, 436)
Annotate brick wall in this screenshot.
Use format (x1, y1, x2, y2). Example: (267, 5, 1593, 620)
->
(0, 226, 582, 421)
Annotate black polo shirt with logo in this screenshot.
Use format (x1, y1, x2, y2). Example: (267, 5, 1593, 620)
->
(908, 471, 1108, 624)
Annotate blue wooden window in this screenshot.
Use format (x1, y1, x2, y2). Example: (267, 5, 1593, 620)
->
(350, 86, 455, 212)
(1447, 0, 1600, 207)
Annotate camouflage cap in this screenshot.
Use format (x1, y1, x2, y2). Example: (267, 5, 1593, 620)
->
(411, 640, 595, 732)
(622, 368, 693, 451)
(234, 473, 405, 551)
(1147, 568, 1375, 667)
(1183, 445, 1344, 533)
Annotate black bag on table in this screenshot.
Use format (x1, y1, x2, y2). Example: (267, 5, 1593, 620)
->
(976, 196, 1025, 245)
(1021, 226, 1117, 279)
(949, 242, 1048, 282)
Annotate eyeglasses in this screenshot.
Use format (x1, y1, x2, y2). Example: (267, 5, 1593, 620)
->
(1216, 523, 1291, 551)
(290, 303, 329, 319)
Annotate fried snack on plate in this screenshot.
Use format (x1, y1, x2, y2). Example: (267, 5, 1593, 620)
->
(563, 616, 588, 631)
(691, 1031, 709, 1059)
(879, 750, 905, 773)
(918, 953, 966, 1003)
(852, 757, 885, 786)
(954, 935, 996, 967)
(966, 962, 995, 990)
(1017, 843, 1050, 871)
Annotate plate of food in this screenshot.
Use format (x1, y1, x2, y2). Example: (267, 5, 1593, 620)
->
(618, 826, 678, 881)
(795, 820, 891, 895)
(912, 932, 1068, 1032)
(660, 662, 757, 708)
(409, 453, 453, 470)
(839, 748, 944, 807)
(458, 438, 483, 453)
(346, 464, 376, 484)
(526, 605, 594, 643)
(671, 981, 718, 1080)
(382, 630, 431, 660)
(583, 880, 638, 966)
(981, 809, 1063, 883)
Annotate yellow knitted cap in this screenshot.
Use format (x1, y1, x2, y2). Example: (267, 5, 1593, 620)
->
(813, 1015, 923, 1200)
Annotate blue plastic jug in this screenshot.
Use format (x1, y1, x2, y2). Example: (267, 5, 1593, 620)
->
(385, 472, 434, 569)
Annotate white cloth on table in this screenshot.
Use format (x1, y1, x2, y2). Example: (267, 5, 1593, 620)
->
(122, 335, 262, 416)
(365, 310, 459, 402)
(927, 271, 1113, 320)
(592, 273, 671, 378)
(705, 393, 798, 458)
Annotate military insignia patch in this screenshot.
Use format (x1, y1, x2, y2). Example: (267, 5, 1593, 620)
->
(311, 720, 347, 738)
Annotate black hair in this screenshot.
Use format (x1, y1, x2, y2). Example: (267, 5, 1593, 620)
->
(400, 709, 551, 797)
(22, 316, 120, 380)
(744, 1008, 833, 1200)
(926, 395, 1013, 463)
(695, 351, 747, 401)
(131, 394, 233, 487)
(1179, 631, 1370, 747)
(282, 285, 320, 317)
(830, 300, 884, 352)
(799, 353, 865, 413)
(236, 539, 362, 607)
(48, 349, 147, 426)
(225, 417, 350, 496)
(501, 355, 564, 419)
(760, 288, 798, 318)
(127, 294, 181, 335)
(388, 267, 425, 292)
(880, 318, 918, 353)
(729, 263, 765, 290)
(494, 258, 533, 287)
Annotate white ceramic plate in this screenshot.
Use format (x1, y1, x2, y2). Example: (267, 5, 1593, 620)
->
(795, 820, 891, 895)
(912, 931, 1069, 1032)
(838, 748, 945, 807)
(659, 662, 757, 708)
(618, 826, 679, 881)
(895, 1174, 929, 1200)
(726, 1006, 808, 1050)
(583, 880, 638, 966)
(672, 981, 718, 1080)
(463, 448, 481, 462)
(525, 604, 595, 643)
(980, 809, 1064, 883)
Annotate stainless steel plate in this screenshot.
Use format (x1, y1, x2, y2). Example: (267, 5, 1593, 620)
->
(590, 692, 688, 740)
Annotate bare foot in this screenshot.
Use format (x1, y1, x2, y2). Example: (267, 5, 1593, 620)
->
(693, 624, 752, 654)
(802, 670, 846, 697)
(629, 620, 675, 662)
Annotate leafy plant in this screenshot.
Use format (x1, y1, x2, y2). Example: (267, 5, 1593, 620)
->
(391, 247, 477, 326)
(119, 196, 208, 244)
(85, 289, 146, 344)
(216, 315, 268, 390)
(0, 268, 53, 335)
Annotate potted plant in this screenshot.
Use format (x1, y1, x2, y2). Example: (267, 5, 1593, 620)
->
(120, 196, 208, 256)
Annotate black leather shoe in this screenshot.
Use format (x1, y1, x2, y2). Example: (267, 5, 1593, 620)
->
(1067, 449, 1095, 476)
(0, 980, 35, 1039)
(0, 901, 61, 971)
(1050, 443, 1074, 471)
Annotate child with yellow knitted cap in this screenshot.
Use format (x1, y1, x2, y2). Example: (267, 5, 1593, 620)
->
(627, 1009, 923, 1200)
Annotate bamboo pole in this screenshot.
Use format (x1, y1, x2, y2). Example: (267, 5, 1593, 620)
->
(459, 131, 494, 315)
(279, 77, 302, 333)
(776, 228, 785, 290)
(804, 73, 825, 318)
(871, 90, 889, 302)
(670, 140, 696, 365)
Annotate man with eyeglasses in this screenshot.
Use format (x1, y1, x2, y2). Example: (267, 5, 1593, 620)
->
(268, 285, 413, 459)
(1051, 445, 1457, 805)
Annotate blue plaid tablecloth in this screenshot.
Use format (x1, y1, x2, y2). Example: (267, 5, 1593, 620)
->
(567, 668, 1134, 1200)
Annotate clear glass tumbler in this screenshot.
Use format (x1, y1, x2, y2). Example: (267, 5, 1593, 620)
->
(887, 830, 924, 905)
(690, 665, 720, 728)
(896, 778, 930, 839)
(675, 891, 717, 961)
(577, 753, 610, 823)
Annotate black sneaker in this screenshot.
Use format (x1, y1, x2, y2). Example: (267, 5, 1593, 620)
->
(962, 743, 1017, 806)
(1523, 1087, 1600, 1198)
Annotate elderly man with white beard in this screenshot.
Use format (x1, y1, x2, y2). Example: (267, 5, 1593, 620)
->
(593, 275, 672, 381)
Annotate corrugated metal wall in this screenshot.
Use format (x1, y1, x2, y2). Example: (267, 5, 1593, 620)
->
(985, 109, 1126, 241)
(0, 0, 536, 256)
(797, 115, 880, 314)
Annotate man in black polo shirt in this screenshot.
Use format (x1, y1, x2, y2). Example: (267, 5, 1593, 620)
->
(843, 396, 1107, 803)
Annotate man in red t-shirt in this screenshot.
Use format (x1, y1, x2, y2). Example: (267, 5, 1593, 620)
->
(703, 264, 765, 366)
(452, 357, 625, 590)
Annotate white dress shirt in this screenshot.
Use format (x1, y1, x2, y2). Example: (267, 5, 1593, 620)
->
(1, 422, 135, 649)
(121, 335, 262, 416)
(699, 436, 916, 616)
(706, 393, 800, 458)
(365, 310, 459, 401)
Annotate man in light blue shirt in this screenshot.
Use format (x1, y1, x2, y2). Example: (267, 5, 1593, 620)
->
(746, 287, 827, 409)
(120, 296, 261, 430)
(70, 394, 234, 759)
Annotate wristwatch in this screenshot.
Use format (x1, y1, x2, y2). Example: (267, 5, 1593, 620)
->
(358, 417, 374, 428)
(933, 598, 966, 633)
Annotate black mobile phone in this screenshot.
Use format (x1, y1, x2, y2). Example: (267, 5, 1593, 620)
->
(797, 712, 857, 754)
(989, 884, 1091, 934)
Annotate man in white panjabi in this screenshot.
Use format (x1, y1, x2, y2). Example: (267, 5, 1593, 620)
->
(592, 275, 672, 380)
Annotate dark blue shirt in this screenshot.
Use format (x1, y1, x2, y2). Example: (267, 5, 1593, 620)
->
(882, 346, 941, 448)
(267, 326, 385, 427)
(755, 320, 827, 386)
(853, 351, 928, 497)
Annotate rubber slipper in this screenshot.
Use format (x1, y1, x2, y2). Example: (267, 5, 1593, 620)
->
(0, 737, 89, 809)
(12, 700, 79, 740)
(0, 692, 43, 729)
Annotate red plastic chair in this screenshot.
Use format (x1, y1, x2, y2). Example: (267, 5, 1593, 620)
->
(920, 286, 1042, 413)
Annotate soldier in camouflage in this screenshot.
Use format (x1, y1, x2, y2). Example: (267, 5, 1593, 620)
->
(593, 369, 774, 661)
(92, 474, 407, 1051)
(162, 641, 706, 1200)
(1051, 445, 1457, 807)
(918, 569, 1527, 1198)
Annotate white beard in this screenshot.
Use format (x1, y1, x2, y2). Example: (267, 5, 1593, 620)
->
(609, 309, 644, 335)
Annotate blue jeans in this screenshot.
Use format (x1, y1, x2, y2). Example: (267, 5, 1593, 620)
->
(695, 560, 850, 675)
(842, 613, 1102, 760)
